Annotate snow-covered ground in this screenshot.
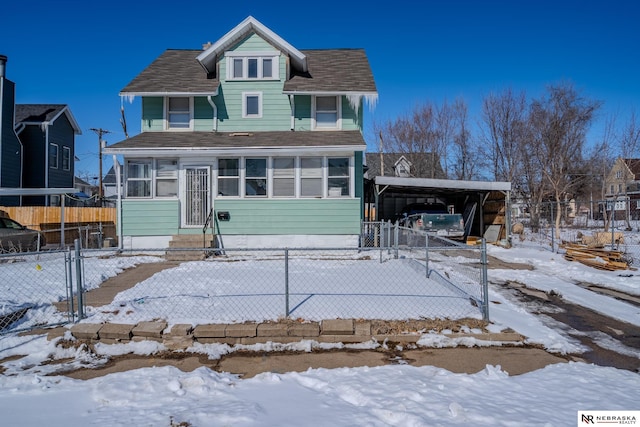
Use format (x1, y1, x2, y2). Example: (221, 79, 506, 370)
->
(0, 232, 639, 426)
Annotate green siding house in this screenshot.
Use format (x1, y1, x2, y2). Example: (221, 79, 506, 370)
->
(105, 16, 377, 249)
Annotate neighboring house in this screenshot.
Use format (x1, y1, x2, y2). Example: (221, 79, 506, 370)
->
(15, 104, 82, 206)
(103, 161, 123, 200)
(105, 16, 377, 248)
(70, 176, 97, 206)
(364, 152, 446, 180)
(0, 55, 22, 206)
(604, 157, 640, 220)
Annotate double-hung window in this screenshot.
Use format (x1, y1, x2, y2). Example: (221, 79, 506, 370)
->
(126, 160, 152, 197)
(328, 157, 350, 197)
(273, 157, 295, 197)
(167, 97, 190, 129)
(62, 147, 71, 171)
(300, 157, 323, 197)
(156, 159, 178, 197)
(245, 158, 267, 197)
(49, 143, 59, 169)
(218, 158, 239, 197)
(314, 96, 340, 129)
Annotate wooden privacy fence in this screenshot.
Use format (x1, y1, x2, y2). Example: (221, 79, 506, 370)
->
(0, 206, 117, 246)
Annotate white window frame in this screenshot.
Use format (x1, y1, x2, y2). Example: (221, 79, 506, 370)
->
(272, 157, 296, 198)
(165, 97, 193, 130)
(242, 92, 263, 118)
(126, 159, 152, 198)
(312, 95, 342, 130)
(49, 143, 59, 169)
(245, 158, 268, 197)
(62, 146, 71, 171)
(155, 159, 178, 198)
(327, 157, 352, 197)
(225, 51, 279, 80)
(616, 170, 623, 179)
(217, 158, 240, 197)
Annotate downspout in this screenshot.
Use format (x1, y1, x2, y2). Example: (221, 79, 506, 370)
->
(207, 96, 217, 131)
(289, 95, 295, 130)
(113, 155, 123, 249)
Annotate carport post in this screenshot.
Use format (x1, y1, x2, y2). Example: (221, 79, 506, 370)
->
(481, 238, 489, 321)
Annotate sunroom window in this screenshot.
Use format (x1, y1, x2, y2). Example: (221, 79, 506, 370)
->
(218, 158, 239, 196)
(167, 97, 190, 129)
(300, 157, 323, 197)
(328, 157, 350, 197)
(156, 159, 178, 197)
(273, 157, 295, 197)
(127, 160, 151, 197)
(245, 158, 267, 196)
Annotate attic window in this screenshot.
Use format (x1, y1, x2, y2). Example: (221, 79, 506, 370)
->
(226, 53, 279, 80)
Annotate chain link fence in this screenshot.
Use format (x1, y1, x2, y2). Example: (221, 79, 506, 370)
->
(0, 250, 77, 334)
(2, 222, 489, 334)
(512, 200, 639, 266)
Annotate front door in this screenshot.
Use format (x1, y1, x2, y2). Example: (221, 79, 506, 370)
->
(184, 167, 210, 226)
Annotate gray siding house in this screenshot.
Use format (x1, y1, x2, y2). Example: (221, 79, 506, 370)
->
(0, 55, 22, 206)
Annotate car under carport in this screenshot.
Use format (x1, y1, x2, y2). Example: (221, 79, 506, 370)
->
(364, 176, 512, 244)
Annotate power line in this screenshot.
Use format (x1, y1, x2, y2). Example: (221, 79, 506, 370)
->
(89, 128, 112, 205)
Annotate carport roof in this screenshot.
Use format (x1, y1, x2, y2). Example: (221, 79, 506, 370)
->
(373, 176, 511, 192)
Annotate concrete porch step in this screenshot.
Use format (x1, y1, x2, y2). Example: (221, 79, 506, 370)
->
(166, 234, 218, 261)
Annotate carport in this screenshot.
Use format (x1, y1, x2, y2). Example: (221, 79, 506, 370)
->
(0, 187, 79, 247)
(364, 176, 512, 243)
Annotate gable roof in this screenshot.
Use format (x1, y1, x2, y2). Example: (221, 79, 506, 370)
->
(120, 50, 220, 96)
(365, 152, 446, 180)
(103, 162, 123, 185)
(196, 16, 307, 74)
(105, 131, 366, 154)
(623, 158, 640, 178)
(15, 104, 82, 134)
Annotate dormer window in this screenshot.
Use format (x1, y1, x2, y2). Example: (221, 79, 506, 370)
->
(226, 52, 279, 80)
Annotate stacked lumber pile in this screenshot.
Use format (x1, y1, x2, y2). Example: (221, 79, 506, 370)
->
(563, 243, 634, 271)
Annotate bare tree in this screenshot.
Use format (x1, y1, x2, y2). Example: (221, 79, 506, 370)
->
(619, 110, 640, 159)
(480, 88, 528, 187)
(529, 82, 601, 238)
(449, 98, 482, 180)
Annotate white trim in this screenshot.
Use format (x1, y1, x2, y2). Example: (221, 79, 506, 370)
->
(374, 176, 512, 192)
(120, 90, 219, 97)
(197, 16, 307, 73)
(105, 146, 365, 156)
(49, 142, 59, 169)
(62, 146, 71, 171)
(225, 50, 280, 57)
(242, 92, 263, 118)
(226, 55, 279, 81)
(312, 95, 342, 131)
(164, 96, 193, 130)
(49, 106, 82, 135)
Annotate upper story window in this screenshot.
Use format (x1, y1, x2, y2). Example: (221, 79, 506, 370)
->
(49, 143, 59, 169)
(167, 97, 191, 129)
(616, 170, 623, 179)
(242, 92, 262, 118)
(226, 52, 279, 80)
(62, 147, 71, 171)
(313, 96, 341, 130)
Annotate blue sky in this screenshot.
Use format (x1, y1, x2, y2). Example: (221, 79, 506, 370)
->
(2, 0, 639, 181)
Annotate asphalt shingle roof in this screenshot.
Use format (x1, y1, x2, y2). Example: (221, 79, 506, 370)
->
(120, 48, 376, 94)
(107, 131, 366, 151)
(120, 50, 220, 94)
(15, 104, 67, 124)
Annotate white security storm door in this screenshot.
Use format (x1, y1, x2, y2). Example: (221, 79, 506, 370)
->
(185, 167, 211, 226)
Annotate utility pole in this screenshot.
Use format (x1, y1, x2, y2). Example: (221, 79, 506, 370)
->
(90, 128, 112, 206)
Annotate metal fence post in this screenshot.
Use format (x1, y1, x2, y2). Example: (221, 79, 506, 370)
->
(74, 239, 85, 319)
(66, 248, 75, 322)
(380, 222, 385, 262)
(481, 238, 489, 321)
(394, 222, 399, 259)
(425, 233, 430, 278)
(285, 248, 289, 318)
